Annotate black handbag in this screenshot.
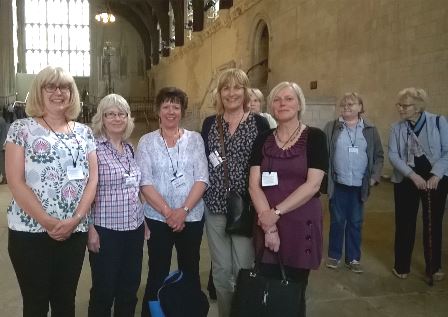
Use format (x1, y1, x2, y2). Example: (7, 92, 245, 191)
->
(217, 115, 254, 237)
(225, 189, 254, 237)
(230, 253, 303, 317)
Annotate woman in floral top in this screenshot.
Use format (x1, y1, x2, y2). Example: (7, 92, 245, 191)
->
(201, 69, 269, 317)
(5, 66, 98, 317)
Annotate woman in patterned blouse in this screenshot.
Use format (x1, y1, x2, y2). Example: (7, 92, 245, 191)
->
(136, 87, 209, 317)
(201, 68, 270, 317)
(88, 94, 147, 316)
(5, 65, 98, 317)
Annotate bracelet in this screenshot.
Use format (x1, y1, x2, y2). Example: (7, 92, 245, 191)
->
(265, 228, 278, 234)
(74, 213, 83, 221)
(273, 207, 282, 217)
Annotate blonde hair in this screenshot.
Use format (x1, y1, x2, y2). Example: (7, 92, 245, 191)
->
(267, 82, 306, 119)
(397, 87, 428, 112)
(26, 65, 81, 120)
(339, 92, 365, 114)
(249, 88, 265, 107)
(91, 94, 135, 140)
(215, 68, 251, 114)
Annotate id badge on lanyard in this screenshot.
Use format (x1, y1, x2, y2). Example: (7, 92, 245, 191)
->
(67, 165, 84, 180)
(262, 172, 278, 187)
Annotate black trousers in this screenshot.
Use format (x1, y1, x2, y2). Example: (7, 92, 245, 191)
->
(8, 229, 87, 317)
(88, 224, 145, 317)
(141, 218, 204, 317)
(393, 176, 448, 274)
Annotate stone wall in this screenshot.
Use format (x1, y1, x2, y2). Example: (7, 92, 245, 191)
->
(147, 0, 448, 175)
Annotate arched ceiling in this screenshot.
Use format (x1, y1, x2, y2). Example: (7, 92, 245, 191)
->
(98, 0, 234, 70)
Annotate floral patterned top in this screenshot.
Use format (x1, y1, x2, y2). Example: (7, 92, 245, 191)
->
(6, 117, 96, 232)
(201, 113, 270, 215)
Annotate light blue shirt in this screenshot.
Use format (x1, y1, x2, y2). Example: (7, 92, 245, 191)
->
(136, 129, 209, 222)
(333, 118, 368, 186)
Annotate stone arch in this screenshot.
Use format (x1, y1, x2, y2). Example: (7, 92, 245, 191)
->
(248, 18, 270, 111)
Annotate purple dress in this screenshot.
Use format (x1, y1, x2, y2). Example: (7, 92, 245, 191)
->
(255, 128, 323, 270)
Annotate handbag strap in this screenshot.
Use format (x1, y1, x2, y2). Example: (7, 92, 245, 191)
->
(254, 247, 290, 283)
(216, 115, 230, 191)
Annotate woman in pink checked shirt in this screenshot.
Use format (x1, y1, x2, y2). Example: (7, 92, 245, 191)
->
(88, 94, 149, 317)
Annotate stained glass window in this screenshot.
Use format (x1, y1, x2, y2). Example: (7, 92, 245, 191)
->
(24, 0, 90, 76)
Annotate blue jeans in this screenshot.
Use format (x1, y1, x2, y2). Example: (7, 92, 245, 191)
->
(88, 224, 144, 317)
(328, 182, 364, 263)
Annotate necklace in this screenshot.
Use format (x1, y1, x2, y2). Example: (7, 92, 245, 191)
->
(275, 122, 302, 149)
(224, 111, 245, 135)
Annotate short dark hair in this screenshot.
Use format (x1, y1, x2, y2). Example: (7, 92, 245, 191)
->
(155, 87, 188, 118)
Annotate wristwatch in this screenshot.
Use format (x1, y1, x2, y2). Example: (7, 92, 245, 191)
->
(183, 206, 190, 214)
(273, 207, 282, 217)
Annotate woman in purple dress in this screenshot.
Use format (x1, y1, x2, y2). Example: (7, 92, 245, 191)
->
(249, 81, 328, 316)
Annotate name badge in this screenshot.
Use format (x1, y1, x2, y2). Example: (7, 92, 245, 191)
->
(125, 173, 138, 187)
(209, 150, 223, 168)
(171, 172, 186, 188)
(262, 172, 279, 187)
(348, 146, 359, 154)
(67, 165, 85, 180)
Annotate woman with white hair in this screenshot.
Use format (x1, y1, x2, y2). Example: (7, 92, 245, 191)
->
(249, 81, 328, 316)
(88, 94, 146, 316)
(389, 87, 448, 281)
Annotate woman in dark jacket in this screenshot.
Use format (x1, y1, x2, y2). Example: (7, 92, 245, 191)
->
(324, 93, 384, 273)
(201, 68, 269, 317)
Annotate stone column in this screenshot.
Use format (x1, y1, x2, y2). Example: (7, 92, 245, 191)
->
(0, 0, 16, 106)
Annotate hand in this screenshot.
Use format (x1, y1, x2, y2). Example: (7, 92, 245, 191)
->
(370, 178, 378, 187)
(144, 221, 151, 240)
(167, 208, 187, 232)
(426, 175, 440, 190)
(48, 217, 78, 241)
(258, 209, 279, 232)
(409, 172, 427, 190)
(41, 215, 60, 232)
(87, 225, 100, 253)
(264, 228, 280, 252)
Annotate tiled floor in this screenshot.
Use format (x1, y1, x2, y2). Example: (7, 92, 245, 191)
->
(0, 122, 447, 316)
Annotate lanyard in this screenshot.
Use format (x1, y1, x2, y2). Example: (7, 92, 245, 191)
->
(160, 128, 180, 177)
(42, 117, 80, 167)
(343, 121, 358, 147)
(105, 142, 131, 175)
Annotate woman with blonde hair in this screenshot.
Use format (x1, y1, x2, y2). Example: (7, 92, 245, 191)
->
(5, 65, 98, 317)
(248, 87, 277, 128)
(389, 87, 448, 281)
(88, 94, 146, 316)
(249, 81, 328, 316)
(201, 68, 269, 317)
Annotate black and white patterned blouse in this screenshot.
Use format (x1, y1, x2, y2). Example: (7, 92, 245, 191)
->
(201, 113, 270, 215)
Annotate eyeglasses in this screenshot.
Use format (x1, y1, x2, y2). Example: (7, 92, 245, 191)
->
(43, 83, 71, 93)
(340, 102, 359, 108)
(396, 103, 415, 110)
(104, 112, 128, 119)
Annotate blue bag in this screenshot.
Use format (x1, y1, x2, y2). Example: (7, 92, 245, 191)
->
(148, 270, 209, 317)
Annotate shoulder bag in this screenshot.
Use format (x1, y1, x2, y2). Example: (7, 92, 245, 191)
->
(217, 115, 254, 237)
